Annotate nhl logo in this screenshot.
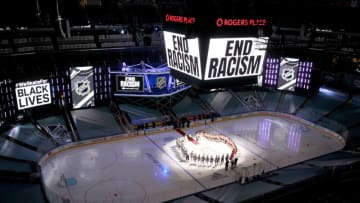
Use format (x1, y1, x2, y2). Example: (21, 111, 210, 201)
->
(156, 77, 166, 89)
(281, 68, 295, 82)
(75, 79, 91, 96)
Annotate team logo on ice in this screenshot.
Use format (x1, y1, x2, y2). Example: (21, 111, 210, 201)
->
(281, 68, 295, 82)
(75, 79, 91, 96)
(156, 77, 166, 89)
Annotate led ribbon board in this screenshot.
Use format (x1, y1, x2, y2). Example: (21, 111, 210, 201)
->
(204, 37, 268, 80)
(15, 79, 51, 110)
(163, 31, 202, 80)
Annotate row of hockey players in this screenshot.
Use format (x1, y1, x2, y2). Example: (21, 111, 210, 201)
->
(195, 131, 238, 160)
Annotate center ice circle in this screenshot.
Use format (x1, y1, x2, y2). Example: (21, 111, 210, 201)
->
(176, 130, 238, 166)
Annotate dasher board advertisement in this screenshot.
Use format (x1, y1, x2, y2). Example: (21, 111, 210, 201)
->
(163, 31, 202, 80)
(15, 79, 51, 110)
(204, 37, 268, 80)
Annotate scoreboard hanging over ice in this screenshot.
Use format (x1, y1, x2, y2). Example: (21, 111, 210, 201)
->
(163, 11, 270, 87)
(163, 31, 202, 80)
(204, 37, 268, 80)
(163, 30, 268, 82)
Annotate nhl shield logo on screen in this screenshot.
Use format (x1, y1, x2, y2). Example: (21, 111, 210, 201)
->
(281, 68, 295, 82)
(75, 79, 91, 96)
(277, 57, 299, 91)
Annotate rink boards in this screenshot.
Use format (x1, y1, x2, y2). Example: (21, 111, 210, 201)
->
(39, 112, 345, 203)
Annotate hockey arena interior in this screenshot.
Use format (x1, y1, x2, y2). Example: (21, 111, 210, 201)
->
(1, 1, 360, 202)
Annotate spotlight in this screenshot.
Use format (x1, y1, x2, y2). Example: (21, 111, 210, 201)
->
(120, 28, 126, 34)
(153, 25, 160, 33)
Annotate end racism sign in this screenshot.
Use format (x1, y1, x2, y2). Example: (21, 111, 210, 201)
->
(15, 79, 51, 110)
(204, 37, 268, 80)
(116, 76, 144, 92)
(163, 31, 202, 80)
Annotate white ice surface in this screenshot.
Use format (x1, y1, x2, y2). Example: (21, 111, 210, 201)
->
(40, 115, 345, 203)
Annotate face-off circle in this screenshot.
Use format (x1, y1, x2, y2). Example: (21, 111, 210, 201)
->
(84, 179, 147, 202)
(176, 130, 238, 167)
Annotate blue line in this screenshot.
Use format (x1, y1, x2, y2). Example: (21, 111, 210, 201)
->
(144, 134, 207, 190)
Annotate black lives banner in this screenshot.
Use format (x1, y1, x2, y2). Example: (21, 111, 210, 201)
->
(204, 37, 268, 80)
(163, 31, 202, 80)
(15, 79, 51, 110)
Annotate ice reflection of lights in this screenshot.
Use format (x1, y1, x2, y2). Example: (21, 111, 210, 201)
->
(79, 171, 86, 179)
(42, 159, 63, 187)
(81, 149, 99, 167)
(162, 168, 169, 175)
(145, 152, 171, 177)
(288, 124, 302, 153)
(257, 119, 272, 148)
(122, 145, 141, 158)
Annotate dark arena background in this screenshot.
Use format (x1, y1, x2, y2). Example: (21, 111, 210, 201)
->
(1, 0, 360, 202)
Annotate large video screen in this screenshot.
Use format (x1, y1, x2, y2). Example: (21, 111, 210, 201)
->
(277, 57, 299, 91)
(163, 31, 202, 80)
(15, 79, 52, 110)
(204, 37, 268, 80)
(116, 75, 144, 92)
(70, 66, 95, 109)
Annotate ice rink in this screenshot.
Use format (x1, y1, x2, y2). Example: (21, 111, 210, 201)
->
(39, 113, 345, 203)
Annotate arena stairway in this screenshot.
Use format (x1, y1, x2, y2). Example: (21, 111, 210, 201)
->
(0, 181, 46, 203)
(110, 100, 132, 132)
(0, 115, 62, 202)
(191, 94, 218, 117)
(0, 136, 46, 202)
(0, 124, 48, 182)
